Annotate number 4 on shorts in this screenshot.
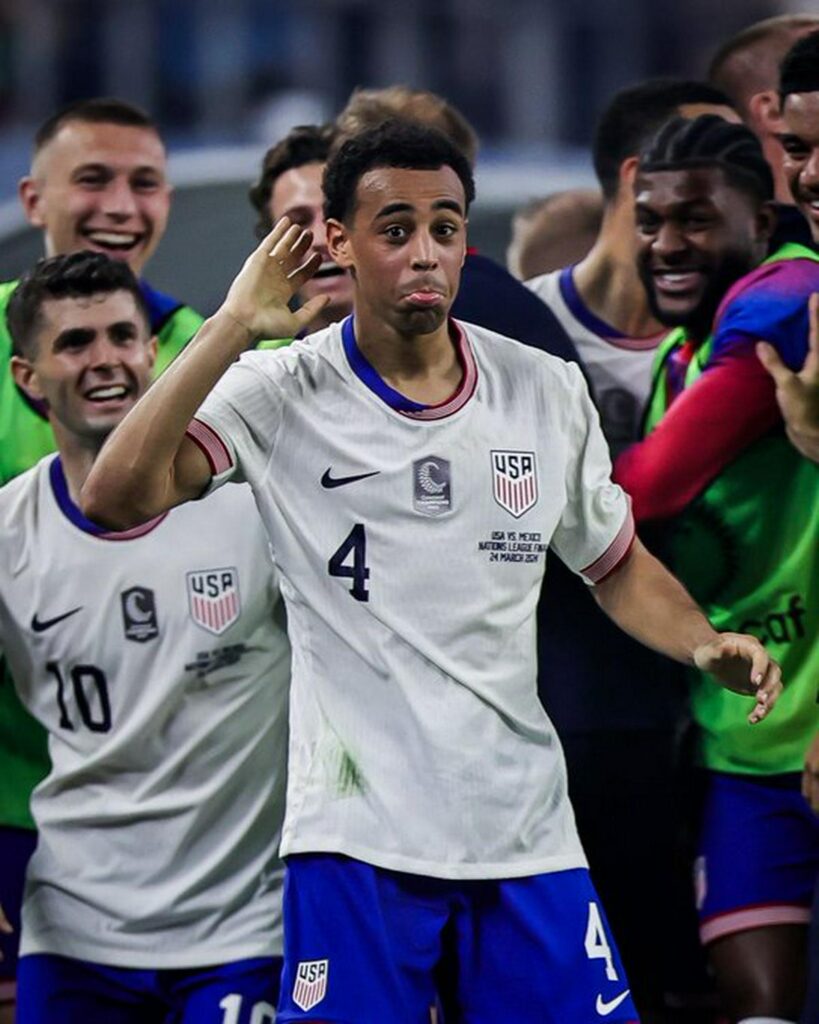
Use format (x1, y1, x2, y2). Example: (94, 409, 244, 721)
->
(585, 901, 618, 981)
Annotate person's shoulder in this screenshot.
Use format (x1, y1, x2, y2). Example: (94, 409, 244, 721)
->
(139, 280, 203, 334)
(0, 459, 49, 567)
(712, 245, 819, 366)
(234, 322, 340, 380)
(523, 267, 561, 300)
(462, 319, 582, 386)
(717, 245, 819, 317)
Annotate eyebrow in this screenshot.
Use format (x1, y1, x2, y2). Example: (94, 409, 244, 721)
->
(374, 198, 465, 219)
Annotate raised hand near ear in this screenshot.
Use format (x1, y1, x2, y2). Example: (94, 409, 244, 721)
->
(221, 217, 330, 341)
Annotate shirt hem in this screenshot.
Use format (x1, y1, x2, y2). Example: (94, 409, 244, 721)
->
(280, 837, 587, 880)
(19, 936, 282, 969)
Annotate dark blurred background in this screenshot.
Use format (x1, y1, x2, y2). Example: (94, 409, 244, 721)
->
(0, 0, 807, 310)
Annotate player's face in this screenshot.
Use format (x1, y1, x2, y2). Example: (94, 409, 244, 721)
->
(327, 165, 467, 338)
(19, 121, 171, 276)
(14, 291, 156, 444)
(779, 91, 819, 244)
(268, 162, 355, 324)
(634, 166, 770, 337)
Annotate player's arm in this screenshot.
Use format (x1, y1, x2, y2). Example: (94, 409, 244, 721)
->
(803, 731, 819, 814)
(593, 535, 782, 724)
(757, 292, 819, 463)
(613, 343, 780, 522)
(81, 219, 328, 529)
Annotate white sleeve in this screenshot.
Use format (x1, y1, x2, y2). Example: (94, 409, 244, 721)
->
(185, 352, 284, 493)
(549, 362, 634, 585)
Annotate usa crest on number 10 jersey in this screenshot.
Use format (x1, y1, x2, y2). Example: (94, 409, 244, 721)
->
(0, 458, 290, 969)
(191, 317, 633, 882)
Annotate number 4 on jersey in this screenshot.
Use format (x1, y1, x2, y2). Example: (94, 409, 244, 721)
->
(328, 524, 370, 602)
(585, 901, 619, 981)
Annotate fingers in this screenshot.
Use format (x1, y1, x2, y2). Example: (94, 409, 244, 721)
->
(747, 658, 782, 724)
(756, 341, 789, 385)
(292, 293, 331, 333)
(269, 223, 314, 270)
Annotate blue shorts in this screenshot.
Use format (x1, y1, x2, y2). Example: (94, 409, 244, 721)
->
(16, 953, 282, 1024)
(0, 825, 37, 997)
(277, 853, 639, 1024)
(695, 771, 819, 944)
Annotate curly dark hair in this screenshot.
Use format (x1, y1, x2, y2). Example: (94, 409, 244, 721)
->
(8, 251, 150, 359)
(322, 119, 475, 225)
(248, 123, 337, 238)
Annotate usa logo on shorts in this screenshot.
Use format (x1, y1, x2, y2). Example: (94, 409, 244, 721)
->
(186, 567, 241, 636)
(292, 959, 329, 1012)
(491, 450, 538, 518)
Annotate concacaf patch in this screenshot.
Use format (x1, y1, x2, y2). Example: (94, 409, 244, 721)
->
(491, 450, 538, 518)
(186, 567, 241, 636)
(292, 959, 329, 1012)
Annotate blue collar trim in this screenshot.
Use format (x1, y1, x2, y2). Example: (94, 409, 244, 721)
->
(558, 266, 625, 339)
(341, 316, 429, 413)
(49, 457, 107, 535)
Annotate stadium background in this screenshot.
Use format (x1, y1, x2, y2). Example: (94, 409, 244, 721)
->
(0, 0, 808, 313)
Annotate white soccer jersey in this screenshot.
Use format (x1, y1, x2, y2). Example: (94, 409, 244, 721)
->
(190, 318, 633, 880)
(0, 457, 290, 969)
(526, 267, 662, 453)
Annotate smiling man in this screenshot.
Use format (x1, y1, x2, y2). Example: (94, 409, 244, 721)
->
(614, 114, 819, 1024)
(757, 29, 819, 464)
(82, 119, 780, 1024)
(248, 124, 354, 337)
(0, 251, 289, 1024)
(0, 98, 203, 1015)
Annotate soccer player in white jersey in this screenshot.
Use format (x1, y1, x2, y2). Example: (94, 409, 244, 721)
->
(526, 79, 739, 454)
(0, 252, 290, 1023)
(82, 120, 782, 1024)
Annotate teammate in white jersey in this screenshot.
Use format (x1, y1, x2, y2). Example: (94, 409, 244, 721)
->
(0, 252, 290, 1024)
(526, 79, 739, 454)
(83, 120, 782, 1024)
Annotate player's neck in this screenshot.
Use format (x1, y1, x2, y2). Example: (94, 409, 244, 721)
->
(573, 204, 665, 338)
(52, 429, 105, 505)
(353, 312, 462, 406)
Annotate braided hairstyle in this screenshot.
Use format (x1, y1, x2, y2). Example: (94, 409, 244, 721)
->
(638, 114, 774, 207)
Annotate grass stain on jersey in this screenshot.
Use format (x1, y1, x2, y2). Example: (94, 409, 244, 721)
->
(338, 750, 365, 795)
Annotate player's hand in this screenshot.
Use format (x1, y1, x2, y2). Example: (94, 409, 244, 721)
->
(803, 732, 819, 814)
(0, 902, 12, 961)
(693, 632, 782, 724)
(220, 217, 330, 340)
(756, 291, 819, 462)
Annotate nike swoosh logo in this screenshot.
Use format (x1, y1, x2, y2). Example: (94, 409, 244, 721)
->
(31, 607, 83, 633)
(321, 468, 380, 489)
(596, 990, 631, 1016)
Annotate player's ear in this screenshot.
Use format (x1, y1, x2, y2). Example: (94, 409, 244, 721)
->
(147, 335, 158, 372)
(748, 90, 783, 137)
(326, 218, 353, 270)
(18, 175, 45, 228)
(618, 156, 640, 193)
(10, 354, 44, 402)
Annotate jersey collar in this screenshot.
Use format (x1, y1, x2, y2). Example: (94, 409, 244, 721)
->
(341, 315, 477, 420)
(50, 456, 167, 540)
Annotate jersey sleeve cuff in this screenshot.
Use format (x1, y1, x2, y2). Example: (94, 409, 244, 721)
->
(186, 418, 235, 478)
(581, 504, 635, 585)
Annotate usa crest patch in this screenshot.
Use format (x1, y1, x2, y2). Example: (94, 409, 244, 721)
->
(292, 959, 329, 1012)
(186, 567, 241, 635)
(491, 450, 538, 518)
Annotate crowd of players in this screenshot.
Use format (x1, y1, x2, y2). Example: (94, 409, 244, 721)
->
(0, 12, 817, 1024)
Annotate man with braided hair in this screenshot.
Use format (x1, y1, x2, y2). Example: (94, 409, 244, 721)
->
(615, 114, 819, 1024)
